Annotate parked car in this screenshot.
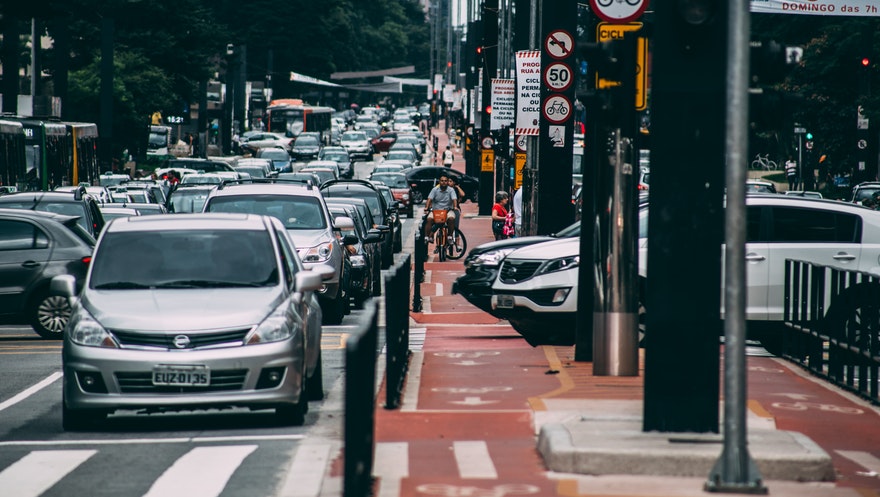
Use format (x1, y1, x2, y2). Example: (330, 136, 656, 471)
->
(0, 186, 105, 238)
(372, 183, 403, 252)
(369, 172, 415, 218)
(325, 198, 385, 298)
(54, 213, 325, 430)
(405, 166, 479, 204)
(321, 179, 395, 268)
(339, 131, 374, 162)
(202, 180, 352, 324)
(0, 209, 95, 339)
(234, 158, 276, 179)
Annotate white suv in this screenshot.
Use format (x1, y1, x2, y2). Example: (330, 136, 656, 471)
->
(490, 237, 580, 346)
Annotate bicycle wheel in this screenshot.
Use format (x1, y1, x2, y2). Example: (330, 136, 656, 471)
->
(768, 160, 778, 170)
(436, 228, 447, 262)
(446, 229, 467, 260)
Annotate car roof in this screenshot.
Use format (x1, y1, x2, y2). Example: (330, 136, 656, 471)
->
(0, 191, 92, 203)
(209, 181, 321, 197)
(105, 213, 273, 233)
(0, 207, 81, 223)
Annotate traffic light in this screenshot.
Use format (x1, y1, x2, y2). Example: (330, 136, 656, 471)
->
(484, 104, 492, 115)
(859, 56, 872, 96)
(806, 132, 813, 140)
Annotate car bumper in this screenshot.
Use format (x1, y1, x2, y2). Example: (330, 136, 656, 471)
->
(63, 338, 305, 412)
(452, 268, 497, 314)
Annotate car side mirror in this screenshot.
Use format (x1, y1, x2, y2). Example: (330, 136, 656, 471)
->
(342, 234, 359, 246)
(295, 271, 324, 292)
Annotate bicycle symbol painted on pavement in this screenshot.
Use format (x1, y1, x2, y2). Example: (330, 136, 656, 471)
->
(416, 483, 541, 496)
(771, 402, 864, 415)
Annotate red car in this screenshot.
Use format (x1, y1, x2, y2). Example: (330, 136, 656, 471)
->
(369, 172, 414, 218)
(370, 131, 399, 154)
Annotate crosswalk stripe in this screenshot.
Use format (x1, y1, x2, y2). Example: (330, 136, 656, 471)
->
(0, 372, 62, 413)
(142, 445, 257, 497)
(453, 441, 497, 479)
(0, 450, 96, 497)
(836, 450, 880, 474)
(278, 443, 332, 497)
(375, 442, 408, 497)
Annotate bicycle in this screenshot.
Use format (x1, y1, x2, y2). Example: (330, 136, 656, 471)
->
(446, 228, 467, 260)
(429, 209, 452, 262)
(750, 153, 778, 171)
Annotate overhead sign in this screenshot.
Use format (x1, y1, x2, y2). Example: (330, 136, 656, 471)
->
(590, 0, 649, 24)
(597, 22, 642, 42)
(750, 0, 880, 16)
(543, 62, 573, 92)
(490, 78, 516, 130)
(544, 30, 574, 59)
(515, 51, 541, 136)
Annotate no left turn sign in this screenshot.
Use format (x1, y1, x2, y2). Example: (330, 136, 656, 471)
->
(544, 30, 573, 59)
(590, 0, 649, 24)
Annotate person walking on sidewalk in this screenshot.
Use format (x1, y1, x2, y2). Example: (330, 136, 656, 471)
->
(491, 191, 510, 240)
(442, 145, 454, 167)
(512, 186, 523, 237)
(785, 156, 798, 191)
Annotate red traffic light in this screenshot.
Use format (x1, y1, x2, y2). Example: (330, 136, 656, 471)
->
(484, 105, 492, 114)
(476, 46, 483, 55)
(862, 57, 871, 67)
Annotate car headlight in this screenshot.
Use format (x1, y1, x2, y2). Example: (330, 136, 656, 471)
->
(301, 242, 333, 263)
(68, 306, 119, 348)
(536, 255, 580, 275)
(246, 303, 297, 344)
(468, 248, 516, 268)
(350, 255, 366, 268)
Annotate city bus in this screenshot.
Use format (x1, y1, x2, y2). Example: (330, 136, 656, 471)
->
(66, 122, 99, 186)
(0, 119, 26, 191)
(266, 99, 335, 144)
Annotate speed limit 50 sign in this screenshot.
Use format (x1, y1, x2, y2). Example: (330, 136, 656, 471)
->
(543, 62, 573, 92)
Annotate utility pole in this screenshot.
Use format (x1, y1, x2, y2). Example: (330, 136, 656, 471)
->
(478, 0, 499, 216)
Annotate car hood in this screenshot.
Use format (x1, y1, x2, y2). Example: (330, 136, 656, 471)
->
(470, 235, 556, 256)
(82, 287, 282, 332)
(286, 228, 332, 249)
(507, 237, 580, 260)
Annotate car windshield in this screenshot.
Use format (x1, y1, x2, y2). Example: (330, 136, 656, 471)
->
(234, 166, 267, 178)
(205, 195, 327, 230)
(295, 136, 320, 147)
(90, 229, 279, 289)
(386, 151, 413, 161)
(342, 132, 367, 141)
(259, 150, 289, 160)
(323, 152, 347, 161)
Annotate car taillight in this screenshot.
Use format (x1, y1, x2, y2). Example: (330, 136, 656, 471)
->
(81, 256, 92, 265)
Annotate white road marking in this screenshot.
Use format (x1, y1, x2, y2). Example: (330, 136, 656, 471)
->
(0, 434, 304, 447)
(0, 450, 96, 497)
(836, 450, 880, 474)
(435, 283, 444, 296)
(142, 445, 257, 497)
(401, 351, 424, 412)
(375, 442, 409, 497)
(0, 372, 62, 413)
(453, 441, 497, 479)
(279, 443, 332, 497)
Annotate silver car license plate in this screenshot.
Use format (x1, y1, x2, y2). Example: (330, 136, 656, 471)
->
(152, 365, 210, 387)
(496, 295, 515, 309)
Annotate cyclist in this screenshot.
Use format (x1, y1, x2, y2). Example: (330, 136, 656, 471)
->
(423, 173, 458, 243)
(447, 175, 466, 233)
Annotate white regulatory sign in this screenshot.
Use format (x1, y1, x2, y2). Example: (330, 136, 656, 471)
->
(590, 0, 649, 24)
(543, 62, 573, 92)
(542, 95, 571, 124)
(544, 31, 573, 60)
(515, 134, 528, 152)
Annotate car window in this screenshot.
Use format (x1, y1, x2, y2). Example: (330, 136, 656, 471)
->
(169, 188, 212, 213)
(274, 228, 298, 289)
(323, 187, 383, 220)
(90, 229, 279, 288)
(296, 136, 320, 146)
(205, 195, 327, 230)
(0, 220, 48, 250)
(766, 206, 860, 243)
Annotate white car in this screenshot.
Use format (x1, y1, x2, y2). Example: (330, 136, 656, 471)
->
(340, 131, 373, 162)
(638, 195, 880, 353)
(490, 237, 580, 346)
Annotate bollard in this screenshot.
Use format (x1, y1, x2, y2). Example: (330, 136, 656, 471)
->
(412, 228, 425, 312)
(386, 255, 412, 409)
(343, 301, 378, 497)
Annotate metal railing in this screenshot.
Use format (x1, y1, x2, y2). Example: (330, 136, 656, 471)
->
(783, 259, 880, 405)
(344, 300, 378, 497)
(412, 226, 427, 312)
(385, 254, 412, 409)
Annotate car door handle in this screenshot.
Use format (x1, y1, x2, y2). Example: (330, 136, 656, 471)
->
(833, 253, 857, 261)
(745, 253, 766, 262)
(21, 261, 41, 268)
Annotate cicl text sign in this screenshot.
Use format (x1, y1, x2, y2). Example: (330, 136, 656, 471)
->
(515, 51, 541, 136)
(490, 79, 516, 130)
(595, 23, 648, 111)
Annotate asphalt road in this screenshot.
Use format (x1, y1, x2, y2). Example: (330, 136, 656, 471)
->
(0, 156, 422, 497)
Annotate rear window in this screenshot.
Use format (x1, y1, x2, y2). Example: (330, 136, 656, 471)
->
(205, 194, 327, 230)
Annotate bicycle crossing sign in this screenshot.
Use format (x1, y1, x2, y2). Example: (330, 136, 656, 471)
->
(590, 0, 649, 24)
(542, 95, 571, 124)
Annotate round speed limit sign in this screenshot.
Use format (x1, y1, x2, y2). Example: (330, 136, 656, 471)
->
(543, 62, 573, 92)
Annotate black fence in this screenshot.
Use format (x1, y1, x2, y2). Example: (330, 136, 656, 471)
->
(412, 225, 427, 312)
(385, 254, 412, 409)
(783, 259, 880, 405)
(344, 300, 378, 497)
